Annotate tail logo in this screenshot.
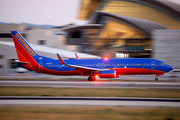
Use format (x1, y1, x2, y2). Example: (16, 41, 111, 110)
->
(15, 33, 36, 57)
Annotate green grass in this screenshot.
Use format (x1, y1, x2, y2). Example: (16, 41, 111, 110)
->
(0, 86, 180, 98)
(0, 107, 180, 120)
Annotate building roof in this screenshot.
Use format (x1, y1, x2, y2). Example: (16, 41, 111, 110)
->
(92, 11, 167, 35)
(0, 42, 99, 58)
(78, 0, 180, 21)
(138, 0, 180, 18)
(60, 24, 103, 33)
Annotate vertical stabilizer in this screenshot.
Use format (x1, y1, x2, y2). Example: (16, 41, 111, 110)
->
(11, 31, 39, 62)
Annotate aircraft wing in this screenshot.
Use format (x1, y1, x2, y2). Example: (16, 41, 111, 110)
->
(56, 53, 105, 73)
(65, 64, 101, 71)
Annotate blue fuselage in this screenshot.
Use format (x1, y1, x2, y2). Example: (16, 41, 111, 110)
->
(35, 57, 173, 76)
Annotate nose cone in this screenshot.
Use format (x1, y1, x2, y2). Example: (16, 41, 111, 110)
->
(170, 65, 174, 71)
(166, 65, 174, 72)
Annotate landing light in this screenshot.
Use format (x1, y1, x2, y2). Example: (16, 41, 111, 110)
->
(95, 75, 99, 78)
(104, 57, 108, 61)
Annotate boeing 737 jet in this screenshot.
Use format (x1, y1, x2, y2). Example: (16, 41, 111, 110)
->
(11, 31, 173, 81)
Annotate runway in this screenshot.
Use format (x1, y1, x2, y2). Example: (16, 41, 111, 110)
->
(0, 96, 180, 107)
(0, 80, 180, 89)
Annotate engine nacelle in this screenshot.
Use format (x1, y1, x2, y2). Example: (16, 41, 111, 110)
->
(99, 70, 116, 78)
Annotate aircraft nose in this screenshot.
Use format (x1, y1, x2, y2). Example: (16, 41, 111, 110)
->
(170, 65, 174, 71)
(167, 65, 174, 72)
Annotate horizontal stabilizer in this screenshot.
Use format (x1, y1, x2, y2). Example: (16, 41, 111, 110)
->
(15, 60, 29, 64)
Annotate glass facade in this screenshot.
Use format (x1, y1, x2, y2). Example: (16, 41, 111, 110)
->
(79, 0, 101, 20)
(100, 0, 180, 29)
(78, 0, 180, 58)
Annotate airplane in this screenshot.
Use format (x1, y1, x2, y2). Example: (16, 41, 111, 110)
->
(11, 31, 173, 81)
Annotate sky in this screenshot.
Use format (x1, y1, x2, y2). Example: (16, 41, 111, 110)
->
(0, 0, 82, 26)
(0, 0, 180, 26)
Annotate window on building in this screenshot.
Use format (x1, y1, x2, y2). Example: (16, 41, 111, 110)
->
(0, 33, 26, 38)
(0, 55, 4, 59)
(0, 65, 3, 69)
(38, 40, 46, 45)
(0, 33, 12, 38)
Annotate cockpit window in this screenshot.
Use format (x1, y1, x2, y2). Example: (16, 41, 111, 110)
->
(160, 63, 166, 65)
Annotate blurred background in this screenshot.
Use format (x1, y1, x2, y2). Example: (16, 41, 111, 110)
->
(1, 1, 180, 119)
(0, 0, 180, 75)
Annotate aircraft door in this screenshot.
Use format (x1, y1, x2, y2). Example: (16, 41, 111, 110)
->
(97, 63, 101, 68)
(151, 61, 155, 69)
(102, 63, 105, 68)
(39, 61, 43, 71)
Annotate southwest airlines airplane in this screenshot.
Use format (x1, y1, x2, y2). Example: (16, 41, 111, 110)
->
(11, 31, 173, 81)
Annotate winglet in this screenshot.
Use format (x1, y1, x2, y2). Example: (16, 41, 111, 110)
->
(56, 53, 66, 64)
(75, 53, 79, 59)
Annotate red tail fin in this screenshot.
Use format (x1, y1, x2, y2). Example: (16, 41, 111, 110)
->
(11, 31, 39, 62)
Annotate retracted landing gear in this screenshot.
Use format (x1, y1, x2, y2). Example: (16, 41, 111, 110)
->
(88, 76, 96, 81)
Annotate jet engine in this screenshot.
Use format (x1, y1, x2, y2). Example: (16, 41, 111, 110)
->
(99, 70, 117, 78)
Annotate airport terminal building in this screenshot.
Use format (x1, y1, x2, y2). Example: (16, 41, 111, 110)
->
(67, 0, 180, 68)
